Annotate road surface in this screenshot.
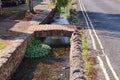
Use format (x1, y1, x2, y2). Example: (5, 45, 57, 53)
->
(78, 0, 120, 80)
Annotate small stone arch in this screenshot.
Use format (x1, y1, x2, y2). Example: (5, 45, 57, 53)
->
(28, 24, 80, 37)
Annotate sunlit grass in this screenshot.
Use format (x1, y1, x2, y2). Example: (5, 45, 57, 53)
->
(0, 42, 8, 49)
(82, 34, 89, 50)
(82, 34, 95, 80)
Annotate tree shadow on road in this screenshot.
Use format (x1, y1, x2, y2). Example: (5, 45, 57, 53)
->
(78, 11, 120, 39)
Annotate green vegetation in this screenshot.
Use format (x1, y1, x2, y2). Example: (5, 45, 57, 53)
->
(50, 0, 78, 16)
(0, 43, 8, 49)
(82, 34, 95, 80)
(50, 0, 72, 15)
(82, 34, 89, 50)
(25, 38, 51, 58)
(51, 0, 69, 11)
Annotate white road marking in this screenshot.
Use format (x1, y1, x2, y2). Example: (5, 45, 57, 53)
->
(78, 0, 110, 79)
(78, 0, 119, 80)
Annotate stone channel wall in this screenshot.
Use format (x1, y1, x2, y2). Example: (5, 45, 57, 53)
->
(0, 33, 33, 80)
(40, 8, 56, 24)
(70, 30, 85, 80)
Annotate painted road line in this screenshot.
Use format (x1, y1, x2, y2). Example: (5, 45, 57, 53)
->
(80, 0, 120, 79)
(78, 0, 96, 50)
(79, 0, 120, 80)
(78, 0, 110, 80)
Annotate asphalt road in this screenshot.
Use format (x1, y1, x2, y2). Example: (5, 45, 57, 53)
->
(78, 0, 120, 80)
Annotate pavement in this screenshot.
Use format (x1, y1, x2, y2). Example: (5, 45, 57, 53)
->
(78, 0, 120, 80)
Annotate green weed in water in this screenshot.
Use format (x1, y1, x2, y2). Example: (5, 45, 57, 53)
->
(25, 38, 51, 58)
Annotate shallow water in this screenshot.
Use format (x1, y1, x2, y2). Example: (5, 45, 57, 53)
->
(52, 13, 69, 25)
(44, 37, 70, 47)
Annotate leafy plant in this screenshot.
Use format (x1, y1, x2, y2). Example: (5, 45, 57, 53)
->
(25, 38, 51, 58)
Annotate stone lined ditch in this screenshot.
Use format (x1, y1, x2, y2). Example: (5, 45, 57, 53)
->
(10, 13, 71, 80)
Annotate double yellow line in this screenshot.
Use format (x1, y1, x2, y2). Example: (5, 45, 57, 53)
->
(78, 0, 119, 80)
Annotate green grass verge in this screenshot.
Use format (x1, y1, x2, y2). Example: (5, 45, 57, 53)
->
(82, 34, 89, 50)
(0, 43, 8, 49)
(82, 34, 94, 80)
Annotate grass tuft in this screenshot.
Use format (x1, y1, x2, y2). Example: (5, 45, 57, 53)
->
(0, 43, 8, 49)
(82, 34, 89, 50)
(82, 34, 96, 80)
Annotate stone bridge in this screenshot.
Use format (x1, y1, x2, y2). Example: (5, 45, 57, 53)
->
(28, 24, 81, 37)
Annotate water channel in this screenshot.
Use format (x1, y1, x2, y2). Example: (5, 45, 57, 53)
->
(10, 13, 70, 80)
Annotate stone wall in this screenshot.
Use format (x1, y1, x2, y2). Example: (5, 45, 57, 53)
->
(70, 30, 85, 80)
(40, 8, 56, 24)
(0, 33, 33, 80)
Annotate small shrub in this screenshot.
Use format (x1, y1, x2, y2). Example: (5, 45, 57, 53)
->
(25, 38, 51, 58)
